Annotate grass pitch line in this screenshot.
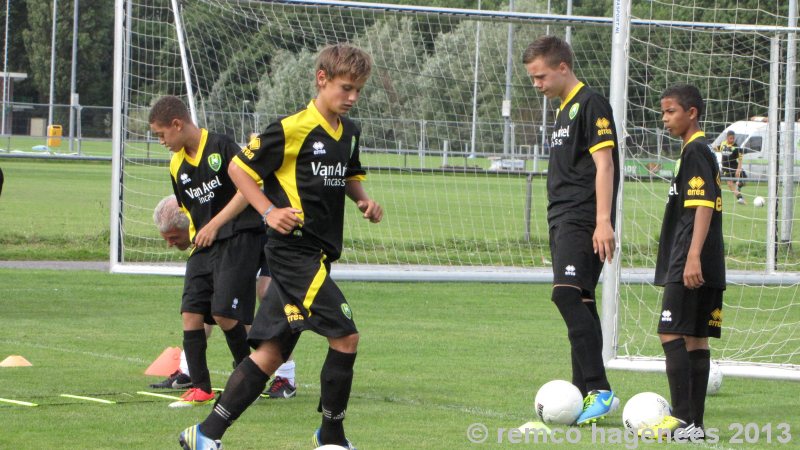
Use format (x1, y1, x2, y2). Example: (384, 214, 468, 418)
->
(0, 397, 38, 407)
(59, 394, 116, 404)
(136, 391, 181, 401)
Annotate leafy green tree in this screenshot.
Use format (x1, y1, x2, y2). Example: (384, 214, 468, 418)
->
(22, 0, 112, 108)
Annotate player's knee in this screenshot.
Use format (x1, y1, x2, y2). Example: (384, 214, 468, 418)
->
(684, 336, 709, 351)
(552, 286, 594, 340)
(182, 312, 205, 330)
(213, 314, 238, 331)
(329, 333, 359, 353)
(251, 342, 284, 374)
(658, 333, 684, 344)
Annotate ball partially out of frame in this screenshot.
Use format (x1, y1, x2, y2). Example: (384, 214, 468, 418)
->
(707, 361, 723, 395)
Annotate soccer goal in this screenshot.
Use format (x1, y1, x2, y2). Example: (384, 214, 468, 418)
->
(110, 0, 800, 379)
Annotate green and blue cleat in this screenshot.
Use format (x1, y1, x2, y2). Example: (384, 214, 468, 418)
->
(576, 390, 615, 425)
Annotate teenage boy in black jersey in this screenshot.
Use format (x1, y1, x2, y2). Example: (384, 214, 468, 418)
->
(646, 84, 724, 439)
(178, 44, 382, 450)
(149, 96, 263, 408)
(523, 35, 620, 425)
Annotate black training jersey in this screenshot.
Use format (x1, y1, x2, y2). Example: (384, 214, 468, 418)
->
(719, 141, 742, 171)
(231, 100, 366, 261)
(169, 129, 262, 243)
(547, 82, 620, 226)
(655, 132, 726, 289)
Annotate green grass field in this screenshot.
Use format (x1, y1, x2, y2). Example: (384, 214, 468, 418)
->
(1, 269, 798, 449)
(0, 156, 793, 271)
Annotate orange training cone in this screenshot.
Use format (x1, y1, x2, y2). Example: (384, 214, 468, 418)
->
(144, 347, 182, 376)
(0, 355, 33, 367)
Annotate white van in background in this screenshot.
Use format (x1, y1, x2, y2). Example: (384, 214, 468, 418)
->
(711, 117, 800, 178)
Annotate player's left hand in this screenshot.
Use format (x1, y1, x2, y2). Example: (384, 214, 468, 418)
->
(194, 224, 219, 248)
(593, 220, 615, 262)
(683, 257, 704, 289)
(357, 199, 383, 223)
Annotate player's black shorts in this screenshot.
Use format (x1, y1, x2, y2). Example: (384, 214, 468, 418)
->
(248, 234, 357, 353)
(721, 166, 736, 178)
(181, 230, 263, 325)
(657, 282, 723, 338)
(549, 221, 605, 299)
(256, 232, 270, 278)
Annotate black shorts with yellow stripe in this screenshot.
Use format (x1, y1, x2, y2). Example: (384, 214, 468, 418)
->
(247, 232, 357, 352)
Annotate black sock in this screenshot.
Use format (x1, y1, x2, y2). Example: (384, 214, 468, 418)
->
(689, 349, 711, 427)
(184, 329, 211, 393)
(200, 357, 269, 440)
(553, 287, 610, 392)
(319, 347, 357, 446)
(584, 301, 603, 345)
(663, 338, 691, 422)
(570, 348, 586, 397)
(223, 322, 251, 367)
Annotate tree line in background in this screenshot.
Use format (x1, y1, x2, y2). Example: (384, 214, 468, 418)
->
(3, 0, 791, 149)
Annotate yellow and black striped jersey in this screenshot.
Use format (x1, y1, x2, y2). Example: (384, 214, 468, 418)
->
(232, 100, 366, 261)
(169, 129, 262, 243)
(655, 132, 725, 289)
(718, 141, 742, 170)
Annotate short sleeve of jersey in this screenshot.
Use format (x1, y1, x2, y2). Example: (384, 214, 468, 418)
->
(345, 130, 366, 181)
(582, 94, 617, 154)
(232, 121, 285, 183)
(682, 144, 717, 209)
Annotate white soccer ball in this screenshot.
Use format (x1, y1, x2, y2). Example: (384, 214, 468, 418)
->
(622, 392, 672, 431)
(314, 446, 348, 450)
(754, 196, 766, 207)
(707, 361, 723, 395)
(534, 380, 584, 425)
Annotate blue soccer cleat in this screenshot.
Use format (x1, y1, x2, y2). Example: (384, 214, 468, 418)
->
(576, 390, 615, 425)
(312, 427, 356, 450)
(179, 424, 223, 450)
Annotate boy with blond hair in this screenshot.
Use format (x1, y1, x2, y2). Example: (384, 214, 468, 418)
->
(179, 43, 382, 450)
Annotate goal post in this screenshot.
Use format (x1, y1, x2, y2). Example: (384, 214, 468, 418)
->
(111, 0, 800, 379)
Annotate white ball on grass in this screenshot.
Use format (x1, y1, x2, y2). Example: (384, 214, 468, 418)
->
(707, 361, 723, 395)
(622, 392, 672, 431)
(534, 379, 584, 425)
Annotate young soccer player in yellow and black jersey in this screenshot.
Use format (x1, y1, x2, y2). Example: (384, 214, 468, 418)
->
(178, 44, 382, 450)
(648, 84, 725, 439)
(149, 96, 264, 408)
(523, 35, 620, 425)
(717, 130, 746, 204)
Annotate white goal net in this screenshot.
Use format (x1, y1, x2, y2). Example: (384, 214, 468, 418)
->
(111, 0, 800, 379)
